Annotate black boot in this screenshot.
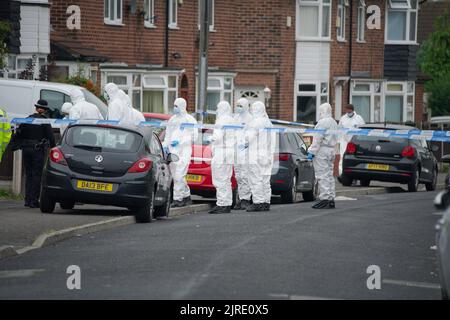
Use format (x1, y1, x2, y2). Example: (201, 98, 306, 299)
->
(246, 203, 265, 212)
(233, 199, 251, 210)
(312, 200, 328, 209)
(262, 203, 271, 211)
(183, 196, 193, 206)
(209, 206, 231, 214)
(171, 200, 185, 208)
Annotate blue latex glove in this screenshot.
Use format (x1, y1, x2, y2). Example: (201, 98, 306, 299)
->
(170, 140, 180, 148)
(307, 152, 315, 161)
(238, 143, 249, 151)
(163, 147, 169, 155)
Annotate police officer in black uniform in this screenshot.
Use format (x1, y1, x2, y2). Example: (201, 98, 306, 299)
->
(15, 100, 56, 208)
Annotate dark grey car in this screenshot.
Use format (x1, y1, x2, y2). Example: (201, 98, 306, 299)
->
(271, 132, 316, 204)
(436, 207, 450, 300)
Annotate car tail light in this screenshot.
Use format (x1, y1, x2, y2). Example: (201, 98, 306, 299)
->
(128, 158, 153, 173)
(49, 147, 67, 166)
(275, 153, 290, 161)
(401, 146, 416, 159)
(346, 142, 357, 155)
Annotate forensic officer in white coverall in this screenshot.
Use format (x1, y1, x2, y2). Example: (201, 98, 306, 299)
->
(233, 98, 253, 210)
(209, 101, 236, 214)
(245, 101, 275, 212)
(338, 104, 365, 176)
(163, 98, 198, 208)
(104, 83, 134, 123)
(69, 88, 103, 120)
(117, 90, 146, 125)
(307, 103, 338, 209)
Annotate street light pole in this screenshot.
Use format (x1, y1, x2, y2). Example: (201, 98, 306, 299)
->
(197, 0, 210, 124)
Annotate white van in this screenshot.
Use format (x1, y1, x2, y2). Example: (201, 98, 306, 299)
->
(0, 79, 107, 119)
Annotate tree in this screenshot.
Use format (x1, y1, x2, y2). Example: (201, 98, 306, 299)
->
(418, 10, 450, 117)
(0, 21, 11, 70)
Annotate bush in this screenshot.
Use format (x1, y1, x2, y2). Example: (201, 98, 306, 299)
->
(425, 76, 450, 117)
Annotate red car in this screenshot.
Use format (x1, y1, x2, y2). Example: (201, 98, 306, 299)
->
(143, 113, 238, 204)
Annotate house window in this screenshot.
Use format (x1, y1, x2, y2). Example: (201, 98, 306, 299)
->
(143, 74, 178, 114)
(104, 0, 123, 25)
(357, 0, 366, 42)
(295, 81, 329, 123)
(351, 81, 382, 123)
(1, 55, 17, 79)
(198, 0, 215, 31)
(297, 0, 331, 40)
(337, 0, 348, 41)
(144, 0, 155, 27)
(386, 0, 418, 43)
(385, 81, 415, 123)
(205, 77, 233, 112)
(169, 0, 178, 28)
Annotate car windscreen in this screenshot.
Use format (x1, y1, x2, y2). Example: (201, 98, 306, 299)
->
(352, 135, 408, 145)
(65, 126, 142, 153)
(82, 89, 108, 119)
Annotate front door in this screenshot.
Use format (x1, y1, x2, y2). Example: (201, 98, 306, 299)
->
(234, 87, 265, 109)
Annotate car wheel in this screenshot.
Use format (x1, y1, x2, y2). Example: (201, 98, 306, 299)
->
(232, 188, 239, 208)
(60, 201, 75, 210)
(408, 167, 420, 192)
(154, 187, 172, 218)
(442, 285, 449, 300)
(135, 189, 155, 223)
(340, 174, 353, 187)
(40, 190, 56, 214)
(302, 180, 317, 202)
(426, 168, 438, 192)
(360, 179, 371, 187)
(281, 174, 299, 204)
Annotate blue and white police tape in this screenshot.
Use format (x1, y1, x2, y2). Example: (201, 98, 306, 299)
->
(2, 117, 450, 142)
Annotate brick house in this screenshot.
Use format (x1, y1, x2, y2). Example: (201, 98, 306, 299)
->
(1, 0, 445, 125)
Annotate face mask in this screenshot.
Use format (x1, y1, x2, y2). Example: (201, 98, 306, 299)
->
(173, 106, 180, 114)
(347, 112, 354, 118)
(235, 106, 243, 114)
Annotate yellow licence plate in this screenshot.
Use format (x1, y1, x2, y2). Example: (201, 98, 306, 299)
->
(76, 180, 113, 192)
(367, 164, 390, 171)
(186, 174, 202, 183)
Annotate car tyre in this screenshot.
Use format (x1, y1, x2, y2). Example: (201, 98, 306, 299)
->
(154, 187, 172, 218)
(60, 201, 75, 210)
(360, 179, 371, 187)
(425, 168, 438, 192)
(135, 189, 155, 223)
(40, 190, 56, 214)
(302, 180, 317, 202)
(442, 286, 449, 300)
(281, 174, 300, 204)
(408, 167, 420, 192)
(232, 188, 239, 208)
(340, 174, 353, 187)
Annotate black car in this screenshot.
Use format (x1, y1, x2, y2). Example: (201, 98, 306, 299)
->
(341, 124, 438, 192)
(271, 131, 317, 203)
(40, 124, 177, 223)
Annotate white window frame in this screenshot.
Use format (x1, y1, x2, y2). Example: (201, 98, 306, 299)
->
(195, 74, 235, 113)
(350, 81, 383, 123)
(357, 0, 366, 42)
(337, 0, 346, 41)
(144, 0, 156, 28)
(2, 55, 48, 80)
(104, 0, 123, 26)
(297, 0, 332, 41)
(169, 0, 178, 29)
(198, 0, 215, 32)
(384, 81, 415, 123)
(2, 54, 18, 79)
(385, 0, 418, 44)
(294, 81, 329, 122)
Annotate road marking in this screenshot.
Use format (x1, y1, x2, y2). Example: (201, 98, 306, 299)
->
(335, 196, 357, 201)
(382, 279, 441, 290)
(0, 269, 45, 279)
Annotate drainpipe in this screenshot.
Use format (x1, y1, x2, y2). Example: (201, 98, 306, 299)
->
(164, 0, 169, 67)
(348, 0, 353, 103)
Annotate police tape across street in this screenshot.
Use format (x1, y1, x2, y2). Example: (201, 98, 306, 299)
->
(1, 116, 450, 143)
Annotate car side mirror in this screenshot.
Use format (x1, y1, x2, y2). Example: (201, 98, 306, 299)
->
(166, 153, 179, 163)
(431, 145, 439, 152)
(442, 154, 450, 163)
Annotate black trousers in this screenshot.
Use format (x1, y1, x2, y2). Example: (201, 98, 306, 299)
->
(23, 147, 45, 205)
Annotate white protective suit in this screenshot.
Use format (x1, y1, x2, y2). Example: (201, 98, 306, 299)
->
(60, 102, 73, 135)
(234, 98, 253, 202)
(338, 111, 365, 175)
(309, 103, 339, 201)
(117, 90, 146, 125)
(163, 98, 198, 202)
(211, 101, 236, 207)
(245, 101, 276, 205)
(69, 88, 104, 120)
(104, 83, 134, 123)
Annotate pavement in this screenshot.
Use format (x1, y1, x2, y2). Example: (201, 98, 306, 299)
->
(0, 174, 446, 260)
(0, 189, 442, 299)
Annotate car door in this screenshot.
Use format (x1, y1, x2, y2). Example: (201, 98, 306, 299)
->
(150, 133, 171, 204)
(415, 139, 435, 181)
(291, 133, 315, 192)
